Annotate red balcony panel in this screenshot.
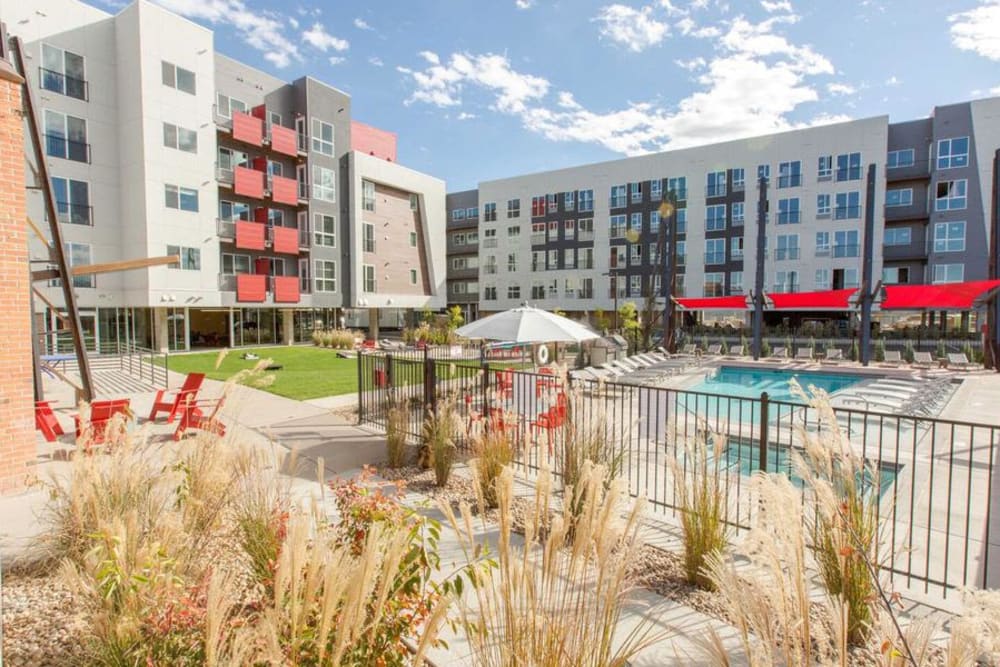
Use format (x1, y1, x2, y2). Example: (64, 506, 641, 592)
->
(253, 206, 268, 224)
(351, 120, 397, 162)
(235, 220, 266, 250)
(273, 276, 300, 303)
(250, 104, 267, 120)
(234, 166, 265, 199)
(270, 124, 298, 156)
(251, 156, 268, 171)
(236, 274, 267, 302)
(271, 175, 298, 205)
(232, 111, 264, 146)
(255, 257, 271, 275)
(272, 226, 300, 255)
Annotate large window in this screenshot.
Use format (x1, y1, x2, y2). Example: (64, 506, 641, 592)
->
(507, 198, 521, 217)
(836, 152, 862, 181)
(362, 180, 375, 211)
(576, 189, 593, 212)
(884, 227, 912, 246)
(706, 171, 726, 197)
(730, 271, 743, 294)
(221, 254, 251, 275)
(629, 182, 642, 203)
(163, 122, 198, 153)
(161, 61, 196, 94)
(935, 180, 967, 211)
(219, 200, 250, 222)
(777, 197, 800, 224)
(312, 166, 336, 202)
(362, 223, 375, 253)
(66, 242, 94, 288)
(933, 221, 965, 253)
(887, 149, 915, 168)
(817, 193, 831, 217)
(775, 270, 798, 293)
(610, 185, 627, 208)
(885, 188, 913, 207)
(815, 231, 830, 255)
(216, 93, 247, 118)
(731, 202, 745, 226)
(315, 260, 337, 292)
(610, 215, 626, 239)
(452, 208, 466, 221)
(835, 191, 860, 219)
(311, 118, 335, 156)
(547, 193, 558, 212)
(704, 272, 724, 297)
(776, 234, 800, 261)
(777, 160, 802, 188)
(44, 110, 88, 162)
(650, 180, 662, 201)
(706, 204, 726, 231)
(834, 230, 860, 257)
(937, 137, 969, 169)
(218, 146, 248, 172)
(166, 245, 200, 270)
(817, 155, 833, 180)
(41, 44, 86, 100)
(51, 177, 91, 225)
(667, 177, 686, 199)
(731, 168, 745, 190)
(933, 264, 964, 284)
(363, 264, 376, 292)
(705, 238, 726, 265)
(164, 184, 199, 212)
(483, 202, 497, 221)
(314, 213, 336, 247)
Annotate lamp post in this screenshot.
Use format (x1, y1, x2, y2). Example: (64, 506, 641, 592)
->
(659, 192, 679, 354)
(602, 270, 619, 331)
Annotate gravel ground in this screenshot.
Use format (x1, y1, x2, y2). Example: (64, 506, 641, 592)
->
(2, 570, 88, 666)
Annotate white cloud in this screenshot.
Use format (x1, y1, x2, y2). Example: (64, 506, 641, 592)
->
(288, 17, 298, 29)
(515, 0, 534, 8)
(302, 22, 349, 52)
(369, 56, 385, 67)
(675, 56, 706, 70)
(328, 56, 346, 65)
(593, 4, 670, 52)
(884, 75, 901, 86)
(760, 0, 792, 12)
(153, 0, 301, 67)
(949, 1, 1000, 61)
(457, 112, 477, 120)
(354, 17, 373, 30)
(827, 82, 856, 96)
(400, 12, 840, 155)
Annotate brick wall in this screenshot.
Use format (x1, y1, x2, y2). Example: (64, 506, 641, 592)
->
(0, 64, 34, 495)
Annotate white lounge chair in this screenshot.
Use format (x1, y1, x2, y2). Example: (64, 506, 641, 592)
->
(705, 344, 723, 356)
(765, 347, 788, 362)
(820, 349, 844, 365)
(794, 347, 814, 362)
(947, 352, 977, 371)
(911, 351, 935, 370)
(880, 350, 902, 367)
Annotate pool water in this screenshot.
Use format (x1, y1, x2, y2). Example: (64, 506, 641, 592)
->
(693, 366, 865, 402)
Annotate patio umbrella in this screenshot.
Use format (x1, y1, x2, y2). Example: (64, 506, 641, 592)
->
(455, 303, 600, 343)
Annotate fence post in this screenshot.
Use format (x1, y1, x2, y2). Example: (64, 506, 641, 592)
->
(357, 352, 365, 424)
(386, 353, 395, 389)
(481, 358, 491, 432)
(758, 391, 769, 472)
(423, 346, 437, 413)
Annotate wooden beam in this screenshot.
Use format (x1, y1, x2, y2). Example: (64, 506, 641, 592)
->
(25, 215, 51, 247)
(32, 255, 180, 282)
(32, 287, 71, 326)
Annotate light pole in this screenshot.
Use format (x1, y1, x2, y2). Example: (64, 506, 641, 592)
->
(602, 270, 619, 331)
(659, 192, 679, 353)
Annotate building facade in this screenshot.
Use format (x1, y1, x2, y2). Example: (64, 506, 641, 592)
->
(447, 99, 1000, 320)
(10, 0, 445, 353)
(445, 189, 480, 322)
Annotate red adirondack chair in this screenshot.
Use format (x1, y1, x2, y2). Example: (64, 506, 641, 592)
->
(35, 401, 65, 442)
(531, 392, 568, 454)
(74, 399, 132, 448)
(495, 368, 514, 401)
(148, 373, 206, 423)
(534, 366, 563, 398)
(173, 395, 227, 440)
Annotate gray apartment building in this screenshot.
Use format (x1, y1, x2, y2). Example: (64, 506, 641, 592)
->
(10, 0, 446, 353)
(445, 189, 480, 322)
(446, 98, 1000, 323)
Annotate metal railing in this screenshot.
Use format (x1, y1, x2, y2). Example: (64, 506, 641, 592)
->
(57, 202, 93, 226)
(118, 342, 169, 388)
(357, 354, 1000, 598)
(40, 67, 88, 100)
(44, 133, 90, 163)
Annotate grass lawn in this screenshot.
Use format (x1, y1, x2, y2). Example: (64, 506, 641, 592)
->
(164, 346, 359, 400)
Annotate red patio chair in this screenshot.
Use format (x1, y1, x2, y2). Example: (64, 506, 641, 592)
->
(531, 392, 567, 454)
(35, 400, 65, 442)
(148, 373, 206, 423)
(75, 399, 132, 448)
(535, 366, 563, 398)
(495, 368, 514, 401)
(173, 395, 227, 440)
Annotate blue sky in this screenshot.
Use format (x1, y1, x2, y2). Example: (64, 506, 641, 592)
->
(101, 0, 1000, 191)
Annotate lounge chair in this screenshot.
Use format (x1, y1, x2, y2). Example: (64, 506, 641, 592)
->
(765, 347, 788, 362)
(820, 349, 844, 365)
(35, 401, 65, 442)
(148, 372, 206, 423)
(911, 351, 935, 370)
(174, 395, 227, 440)
(880, 350, 903, 367)
(794, 347, 814, 362)
(705, 344, 723, 356)
(947, 352, 977, 371)
(674, 343, 698, 357)
(75, 399, 132, 447)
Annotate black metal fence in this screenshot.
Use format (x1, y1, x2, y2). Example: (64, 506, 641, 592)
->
(357, 351, 999, 600)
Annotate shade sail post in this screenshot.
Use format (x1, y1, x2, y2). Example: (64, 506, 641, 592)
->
(989, 149, 1000, 371)
(859, 164, 877, 367)
(752, 175, 768, 361)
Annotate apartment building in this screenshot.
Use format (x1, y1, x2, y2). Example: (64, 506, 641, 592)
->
(10, 0, 445, 352)
(445, 189, 480, 322)
(447, 98, 1000, 321)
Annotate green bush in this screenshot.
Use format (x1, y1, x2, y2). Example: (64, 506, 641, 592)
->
(874, 339, 886, 362)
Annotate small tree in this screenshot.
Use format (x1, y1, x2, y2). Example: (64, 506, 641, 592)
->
(446, 305, 465, 330)
(875, 339, 886, 362)
(740, 334, 749, 357)
(850, 339, 860, 361)
(903, 340, 915, 363)
(594, 308, 611, 333)
(936, 340, 947, 360)
(618, 302, 641, 351)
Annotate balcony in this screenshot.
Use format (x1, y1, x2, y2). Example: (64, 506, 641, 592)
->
(269, 124, 298, 157)
(269, 174, 299, 206)
(232, 111, 264, 146)
(236, 274, 267, 302)
(272, 276, 300, 303)
(40, 67, 88, 101)
(884, 201, 928, 222)
(235, 220, 266, 251)
(44, 134, 90, 163)
(271, 226, 300, 255)
(775, 247, 801, 261)
(886, 159, 930, 182)
(57, 202, 92, 226)
(234, 166, 265, 199)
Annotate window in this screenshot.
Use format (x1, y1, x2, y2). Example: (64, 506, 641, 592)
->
(629, 212, 642, 234)
(452, 208, 466, 221)
(507, 198, 521, 218)
(463, 206, 476, 219)
(884, 227, 911, 246)
(885, 188, 913, 207)
(937, 137, 969, 169)
(731, 236, 744, 259)
(311, 118, 335, 156)
(507, 285, 521, 300)
(530, 251, 543, 271)
(732, 168, 746, 191)
(731, 202, 745, 226)
(166, 245, 200, 270)
(776, 234, 800, 260)
(41, 44, 86, 100)
(935, 180, 967, 211)
(312, 166, 336, 202)
(270, 111, 282, 128)
(815, 231, 831, 255)
(887, 149, 915, 168)
(835, 191, 861, 219)
(650, 180, 662, 201)
(729, 271, 743, 294)
(775, 270, 798, 293)
(51, 177, 90, 225)
(578, 189, 594, 212)
(609, 246, 625, 269)
(630, 182, 643, 203)
(578, 218, 594, 238)
(706, 171, 726, 197)
(483, 228, 498, 248)
(219, 200, 250, 222)
(216, 94, 247, 118)
(933, 264, 964, 284)
(882, 267, 910, 284)
(164, 184, 199, 212)
(362, 223, 375, 253)
(362, 181, 375, 211)
(483, 202, 497, 221)
(267, 160, 283, 177)
(222, 254, 251, 275)
(706, 204, 726, 231)
(531, 196, 545, 217)
(507, 253, 518, 272)
(564, 219, 576, 240)
(629, 244, 642, 265)
(409, 269, 418, 285)
(483, 255, 498, 274)
(933, 221, 966, 253)
(836, 152, 862, 181)
(667, 177, 687, 199)
(777, 198, 800, 224)
(547, 249, 559, 270)
(363, 264, 376, 292)
(308, 260, 334, 292)
(452, 256, 479, 271)
(580, 247, 594, 269)
(610, 215, 627, 239)
(564, 248, 576, 269)
(484, 286, 497, 301)
(409, 231, 418, 247)
(817, 155, 833, 180)
(314, 213, 336, 247)
(547, 193, 558, 212)
(815, 269, 830, 289)
(163, 122, 198, 153)
(833, 268, 859, 289)
(547, 221, 558, 241)
(705, 238, 725, 265)
(161, 61, 196, 94)
(676, 208, 687, 234)
(507, 225, 521, 237)
(44, 110, 88, 162)
(757, 165, 770, 181)
(817, 193, 831, 217)
(66, 242, 93, 288)
(649, 210, 660, 234)
(834, 230, 860, 257)
(217, 147, 248, 172)
(610, 185, 627, 208)
(777, 160, 802, 188)
(411, 194, 420, 211)
(704, 273, 724, 297)
(531, 282, 545, 299)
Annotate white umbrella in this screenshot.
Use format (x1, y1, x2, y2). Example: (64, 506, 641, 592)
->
(455, 303, 600, 343)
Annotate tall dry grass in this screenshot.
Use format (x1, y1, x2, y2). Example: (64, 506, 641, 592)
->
(422, 398, 460, 486)
(385, 401, 410, 468)
(440, 462, 666, 667)
(470, 426, 516, 509)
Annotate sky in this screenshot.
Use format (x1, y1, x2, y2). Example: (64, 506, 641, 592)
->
(94, 0, 1000, 191)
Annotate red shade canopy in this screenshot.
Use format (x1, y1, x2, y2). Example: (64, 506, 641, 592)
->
(675, 295, 748, 310)
(881, 280, 1000, 310)
(767, 288, 858, 310)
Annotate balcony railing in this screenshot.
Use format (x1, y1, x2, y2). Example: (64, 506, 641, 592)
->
(775, 247, 801, 261)
(884, 201, 929, 221)
(482, 238, 498, 249)
(772, 284, 800, 293)
(815, 246, 831, 257)
(219, 273, 237, 291)
(40, 67, 88, 101)
(212, 105, 235, 129)
(217, 218, 236, 239)
(886, 159, 931, 182)
(731, 182, 746, 193)
(705, 185, 727, 198)
(57, 202, 92, 226)
(732, 215, 745, 226)
(835, 168, 863, 182)
(530, 233, 546, 245)
(578, 230, 595, 242)
(833, 244, 860, 258)
(216, 165, 235, 185)
(667, 188, 687, 201)
(44, 134, 90, 163)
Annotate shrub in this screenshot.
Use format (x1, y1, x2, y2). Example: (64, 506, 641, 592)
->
(903, 340, 915, 363)
(422, 399, 459, 486)
(761, 339, 772, 357)
(875, 338, 886, 362)
(740, 334, 749, 357)
(561, 404, 622, 512)
(671, 431, 729, 589)
(385, 402, 410, 469)
(471, 426, 516, 509)
(231, 449, 292, 591)
(850, 339, 860, 361)
(936, 340, 947, 360)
